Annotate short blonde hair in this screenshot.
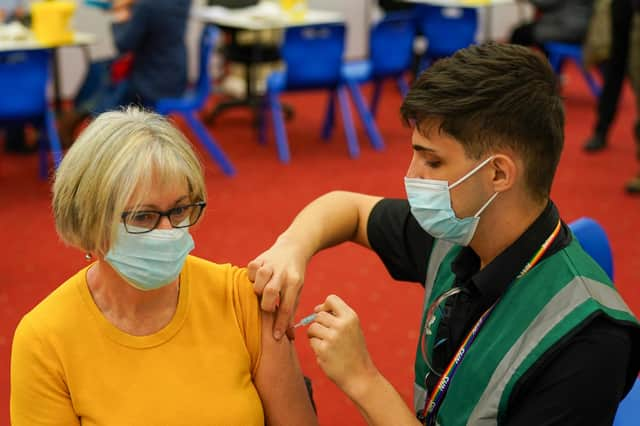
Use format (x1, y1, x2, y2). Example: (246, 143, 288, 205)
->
(53, 107, 206, 255)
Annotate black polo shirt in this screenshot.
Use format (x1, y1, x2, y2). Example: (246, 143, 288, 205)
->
(368, 199, 635, 425)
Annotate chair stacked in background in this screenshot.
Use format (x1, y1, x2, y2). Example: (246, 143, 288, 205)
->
(260, 23, 383, 163)
(0, 49, 62, 179)
(416, 5, 478, 70)
(155, 25, 236, 176)
(342, 11, 416, 119)
(545, 42, 601, 98)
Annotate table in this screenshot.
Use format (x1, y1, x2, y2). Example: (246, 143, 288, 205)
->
(401, 0, 515, 42)
(0, 31, 96, 113)
(191, 4, 344, 126)
(191, 5, 344, 31)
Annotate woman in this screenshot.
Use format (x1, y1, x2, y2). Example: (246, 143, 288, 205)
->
(10, 108, 318, 425)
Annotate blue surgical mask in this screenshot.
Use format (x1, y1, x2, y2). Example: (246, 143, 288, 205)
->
(105, 223, 195, 291)
(404, 156, 498, 246)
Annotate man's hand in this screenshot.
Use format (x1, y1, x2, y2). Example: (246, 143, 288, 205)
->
(248, 236, 309, 340)
(307, 295, 378, 400)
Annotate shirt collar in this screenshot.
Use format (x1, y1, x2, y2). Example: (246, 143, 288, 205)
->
(451, 201, 566, 303)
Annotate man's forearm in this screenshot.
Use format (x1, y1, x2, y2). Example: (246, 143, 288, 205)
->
(277, 191, 381, 261)
(348, 371, 422, 426)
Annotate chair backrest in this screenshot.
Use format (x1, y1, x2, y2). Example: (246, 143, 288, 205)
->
(194, 25, 220, 107)
(614, 378, 640, 425)
(282, 23, 346, 90)
(568, 217, 614, 280)
(370, 12, 416, 78)
(0, 49, 50, 119)
(417, 5, 477, 58)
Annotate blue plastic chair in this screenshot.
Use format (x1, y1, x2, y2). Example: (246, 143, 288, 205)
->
(0, 49, 62, 179)
(545, 42, 601, 98)
(568, 218, 640, 423)
(261, 23, 382, 163)
(568, 217, 613, 280)
(155, 25, 235, 176)
(417, 5, 478, 69)
(342, 12, 416, 118)
(614, 378, 640, 425)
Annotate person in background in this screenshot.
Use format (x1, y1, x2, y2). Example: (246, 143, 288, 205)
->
(248, 43, 640, 425)
(509, 0, 593, 48)
(10, 108, 318, 425)
(58, 0, 191, 145)
(582, 0, 640, 194)
(0, 0, 31, 154)
(0, 0, 23, 22)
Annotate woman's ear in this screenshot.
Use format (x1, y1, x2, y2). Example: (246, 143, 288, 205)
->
(490, 154, 517, 193)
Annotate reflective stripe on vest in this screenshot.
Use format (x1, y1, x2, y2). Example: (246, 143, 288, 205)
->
(467, 276, 633, 425)
(414, 239, 455, 414)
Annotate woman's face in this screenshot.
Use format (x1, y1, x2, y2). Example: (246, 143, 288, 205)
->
(124, 178, 191, 232)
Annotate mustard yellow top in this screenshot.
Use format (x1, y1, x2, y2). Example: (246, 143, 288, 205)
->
(10, 256, 265, 426)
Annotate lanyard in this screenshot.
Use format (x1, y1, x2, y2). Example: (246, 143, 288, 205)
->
(421, 219, 562, 425)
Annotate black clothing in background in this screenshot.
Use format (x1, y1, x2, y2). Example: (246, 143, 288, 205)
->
(594, 0, 635, 138)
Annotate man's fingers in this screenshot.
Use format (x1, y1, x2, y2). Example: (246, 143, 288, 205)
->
(306, 321, 332, 340)
(312, 310, 339, 329)
(273, 297, 292, 341)
(315, 294, 350, 316)
(247, 259, 263, 282)
(253, 263, 273, 294)
(261, 282, 281, 312)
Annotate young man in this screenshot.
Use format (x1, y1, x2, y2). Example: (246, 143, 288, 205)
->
(247, 43, 640, 425)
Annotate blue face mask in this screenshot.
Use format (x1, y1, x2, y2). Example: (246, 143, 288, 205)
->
(404, 156, 498, 246)
(105, 223, 195, 291)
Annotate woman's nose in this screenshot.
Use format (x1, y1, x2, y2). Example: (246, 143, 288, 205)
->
(156, 216, 173, 230)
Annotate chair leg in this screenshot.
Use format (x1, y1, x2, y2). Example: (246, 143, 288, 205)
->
(181, 111, 235, 176)
(269, 90, 291, 163)
(548, 52, 562, 74)
(346, 80, 384, 152)
(579, 62, 602, 98)
(39, 109, 63, 179)
(321, 90, 336, 141)
(370, 80, 383, 118)
(38, 132, 48, 180)
(258, 95, 268, 145)
(337, 85, 360, 158)
(396, 74, 409, 98)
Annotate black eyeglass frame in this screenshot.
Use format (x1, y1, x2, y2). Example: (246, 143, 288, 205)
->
(120, 201, 207, 234)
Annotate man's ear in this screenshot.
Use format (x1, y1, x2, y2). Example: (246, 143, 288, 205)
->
(490, 154, 517, 193)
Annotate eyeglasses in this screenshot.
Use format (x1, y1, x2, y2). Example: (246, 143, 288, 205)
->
(421, 287, 463, 377)
(121, 201, 206, 234)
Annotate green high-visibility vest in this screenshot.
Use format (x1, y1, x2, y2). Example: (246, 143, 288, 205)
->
(413, 237, 639, 425)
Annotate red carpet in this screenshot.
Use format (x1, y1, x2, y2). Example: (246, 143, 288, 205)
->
(1, 62, 638, 425)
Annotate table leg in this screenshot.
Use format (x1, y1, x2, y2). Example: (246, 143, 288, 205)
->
(204, 28, 294, 127)
(52, 47, 63, 113)
(484, 6, 493, 42)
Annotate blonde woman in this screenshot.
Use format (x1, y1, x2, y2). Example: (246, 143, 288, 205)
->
(10, 108, 318, 425)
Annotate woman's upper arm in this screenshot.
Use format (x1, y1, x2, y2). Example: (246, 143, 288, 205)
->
(253, 312, 318, 426)
(10, 317, 80, 426)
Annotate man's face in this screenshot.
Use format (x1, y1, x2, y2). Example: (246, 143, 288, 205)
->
(406, 125, 495, 219)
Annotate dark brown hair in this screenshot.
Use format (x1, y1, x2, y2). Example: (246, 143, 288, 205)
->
(400, 42, 564, 201)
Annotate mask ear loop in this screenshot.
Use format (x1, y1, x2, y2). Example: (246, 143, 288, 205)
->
(449, 155, 496, 190)
(473, 192, 499, 218)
